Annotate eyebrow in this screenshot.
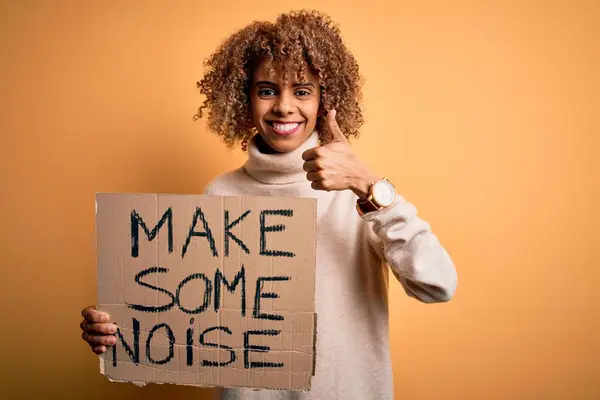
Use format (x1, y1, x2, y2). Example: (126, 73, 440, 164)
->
(255, 80, 316, 88)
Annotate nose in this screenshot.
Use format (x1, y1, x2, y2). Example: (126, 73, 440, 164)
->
(272, 91, 294, 115)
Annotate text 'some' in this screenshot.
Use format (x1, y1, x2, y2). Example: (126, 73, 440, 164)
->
(95, 193, 317, 390)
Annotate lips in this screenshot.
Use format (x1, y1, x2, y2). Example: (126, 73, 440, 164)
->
(266, 121, 303, 136)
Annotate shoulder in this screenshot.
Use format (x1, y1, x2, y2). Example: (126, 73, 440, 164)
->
(203, 167, 249, 196)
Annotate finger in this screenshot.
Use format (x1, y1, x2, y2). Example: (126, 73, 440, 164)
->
(301, 147, 320, 161)
(311, 181, 331, 192)
(83, 322, 118, 335)
(306, 172, 324, 182)
(92, 345, 107, 355)
(82, 331, 116, 346)
(326, 109, 347, 143)
(82, 306, 110, 323)
(302, 160, 319, 172)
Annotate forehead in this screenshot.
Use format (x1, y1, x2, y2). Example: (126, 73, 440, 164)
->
(252, 58, 318, 84)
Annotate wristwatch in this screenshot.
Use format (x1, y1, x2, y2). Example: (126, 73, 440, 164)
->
(356, 178, 396, 216)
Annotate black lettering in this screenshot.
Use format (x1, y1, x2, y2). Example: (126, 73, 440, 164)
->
(182, 206, 218, 258)
(259, 210, 295, 257)
(253, 276, 290, 321)
(214, 266, 246, 316)
(199, 326, 236, 367)
(131, 208, 173, 258)
(186, 318, 194, 366)
(127, 267, 175, 313)
(146, 323, 175, 365)
(112, 317, 140, 367)
(224, 210, 251, 256)
(176, 273, 212, 314)
(243, 330, 283, 368)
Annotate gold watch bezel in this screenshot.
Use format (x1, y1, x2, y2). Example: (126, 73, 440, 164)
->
(356, 178, 395, 216)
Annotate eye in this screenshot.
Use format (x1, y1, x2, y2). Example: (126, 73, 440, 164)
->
(295, 90, 311, 97)
(258, 88, 276, 97)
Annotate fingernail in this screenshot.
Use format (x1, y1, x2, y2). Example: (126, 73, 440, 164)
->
(108, 325, 117, 334)
(100, 314, 109, 322)
(108, 337, 116, 345)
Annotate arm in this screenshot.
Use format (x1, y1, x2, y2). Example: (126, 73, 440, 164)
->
(300, 109, 457, 302)
(362, 195, 457, 303)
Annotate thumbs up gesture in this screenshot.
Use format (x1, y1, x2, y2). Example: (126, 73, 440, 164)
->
(302, 109, 381, 200)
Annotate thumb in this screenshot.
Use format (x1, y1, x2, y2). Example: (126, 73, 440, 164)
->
(326, 109, 347, 143)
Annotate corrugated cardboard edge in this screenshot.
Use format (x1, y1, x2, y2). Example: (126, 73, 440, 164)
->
(95, 195, 106, 380)
(96, 193, 150, 389)
(99, 352, 312, 391)
(312, 312, 318, 378)
(98, 356, 145, 387)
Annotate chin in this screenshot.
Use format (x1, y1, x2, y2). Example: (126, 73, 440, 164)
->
(264, 135, 305, 153)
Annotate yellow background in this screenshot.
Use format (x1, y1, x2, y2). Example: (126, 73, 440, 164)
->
(1, 0, 598, 398)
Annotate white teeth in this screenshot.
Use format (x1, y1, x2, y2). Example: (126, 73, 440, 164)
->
(272, 122, 299, 132)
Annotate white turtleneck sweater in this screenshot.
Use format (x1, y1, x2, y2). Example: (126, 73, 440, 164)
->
(203, 131, 457, 400)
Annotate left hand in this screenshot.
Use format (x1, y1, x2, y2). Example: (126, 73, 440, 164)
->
(302, 109, 381, 200)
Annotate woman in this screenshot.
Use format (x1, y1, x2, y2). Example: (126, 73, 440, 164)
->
(81, 10, 457, 400)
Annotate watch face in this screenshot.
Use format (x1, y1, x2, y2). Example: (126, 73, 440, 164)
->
(372, 180, 396, 206)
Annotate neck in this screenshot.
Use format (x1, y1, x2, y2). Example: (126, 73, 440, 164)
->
(255, 135, 280, 154)
(243, 130, 320, 185)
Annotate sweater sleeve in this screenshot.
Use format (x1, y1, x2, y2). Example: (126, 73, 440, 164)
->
(361, 194, 457, 303)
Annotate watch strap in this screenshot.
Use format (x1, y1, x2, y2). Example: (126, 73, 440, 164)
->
(356, 197, 380, 216)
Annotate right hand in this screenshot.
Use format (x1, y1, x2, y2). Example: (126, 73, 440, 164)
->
(80, 306, 117, 354)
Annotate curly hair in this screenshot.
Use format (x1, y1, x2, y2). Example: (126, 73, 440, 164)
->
(193, 9, 364, 148)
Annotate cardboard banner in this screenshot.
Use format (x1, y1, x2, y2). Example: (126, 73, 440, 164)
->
(95, 193, 317, 390)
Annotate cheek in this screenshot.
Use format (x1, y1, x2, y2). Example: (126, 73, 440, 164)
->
(250, 100, 267, 123)
(303, 101, 321, 123)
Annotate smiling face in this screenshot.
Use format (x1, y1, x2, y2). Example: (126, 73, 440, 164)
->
(249, 59, 322, 153)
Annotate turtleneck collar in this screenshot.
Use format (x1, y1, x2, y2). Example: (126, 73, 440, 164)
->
(243, 130, 319, 185)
